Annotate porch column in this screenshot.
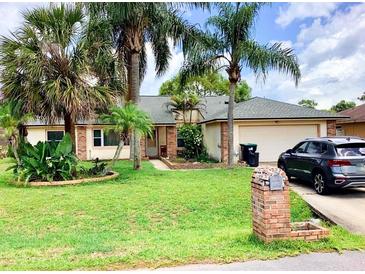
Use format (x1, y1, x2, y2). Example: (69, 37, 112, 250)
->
(166, 126, 177, 159)
(327, 120, 336, 136)
(220, 122, 228, 163)
(76, 126, 87, 160)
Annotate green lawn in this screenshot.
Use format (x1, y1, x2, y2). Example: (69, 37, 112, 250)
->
(0, 159, 364, 270)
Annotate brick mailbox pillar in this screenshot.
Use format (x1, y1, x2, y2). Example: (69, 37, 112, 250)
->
(252, 167, 291, 242)
(251, 166, 329, 243)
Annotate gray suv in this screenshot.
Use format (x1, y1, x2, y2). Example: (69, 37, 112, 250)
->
(278, 136, 365, 195)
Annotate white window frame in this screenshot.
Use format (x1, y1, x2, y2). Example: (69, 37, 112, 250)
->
(46, 130, 65, 142)
(93, 129, 104, 147)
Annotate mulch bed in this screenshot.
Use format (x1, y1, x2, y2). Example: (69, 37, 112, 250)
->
(160, 157, 247, 170)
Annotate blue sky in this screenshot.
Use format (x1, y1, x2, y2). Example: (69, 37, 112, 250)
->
(0, 2, 364, 109)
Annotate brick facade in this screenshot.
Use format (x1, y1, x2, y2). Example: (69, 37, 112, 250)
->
(252, 166, 329, 242)
(76, 126, 87, 160)
(140, 136, 147, 159)
(327, 120, 336, 136)
(166, 126, 177, 159)
(220, 122, 228, 163)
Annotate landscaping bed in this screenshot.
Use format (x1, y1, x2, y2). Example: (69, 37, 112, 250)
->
(0, 159, 364, 270)
(27, 171, 119, 187)
(160, 156, 247, 169)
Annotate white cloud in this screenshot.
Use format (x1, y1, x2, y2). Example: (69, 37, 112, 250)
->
(275, 3, 338, 27)
(249, 3, 365, 110)
(140, 39, 184, 95)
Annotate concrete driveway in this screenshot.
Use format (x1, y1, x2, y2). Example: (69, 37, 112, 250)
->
(290, 180, 365, 235)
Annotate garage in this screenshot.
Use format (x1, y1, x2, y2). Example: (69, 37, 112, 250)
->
(238, 124, 318, 162)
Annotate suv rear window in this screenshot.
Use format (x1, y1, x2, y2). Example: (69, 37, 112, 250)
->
(336, 143, 365, 157)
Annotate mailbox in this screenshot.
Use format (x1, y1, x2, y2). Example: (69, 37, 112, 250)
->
(269, 173, 284, 191)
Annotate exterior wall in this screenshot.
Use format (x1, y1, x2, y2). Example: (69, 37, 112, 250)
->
(166, 126, 177, 159)
(326, 120, 336, 136)
(174, 109, 203, 124)
(202, 122, 221, 161)
(27, 126, 64, 145)
(337, 122, 365, 138)
(85, 126, 130, 160)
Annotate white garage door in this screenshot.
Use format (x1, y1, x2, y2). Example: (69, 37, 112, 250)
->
(238, 125, 318, 162)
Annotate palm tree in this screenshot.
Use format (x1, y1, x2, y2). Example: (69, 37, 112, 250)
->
(0, 4, 123, 151)
(181, 3, 301, 167)
(0, 101, 32, 164)
(85, 2, 206, 169)
(100, 104, 153, 168)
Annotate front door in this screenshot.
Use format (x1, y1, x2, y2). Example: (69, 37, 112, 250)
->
(146, 129, 158, 158)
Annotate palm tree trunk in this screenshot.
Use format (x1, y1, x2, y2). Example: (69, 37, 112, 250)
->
(227, 81, 236, 168)
(130, 51, 141, 170)
(112, 139, 124, 168)
(64, 112, 76, 153)
(10, 136, 20, 165)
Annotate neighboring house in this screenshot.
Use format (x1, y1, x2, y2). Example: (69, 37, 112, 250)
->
(337, 104, 365, 138)
(25, 96, 346, 163)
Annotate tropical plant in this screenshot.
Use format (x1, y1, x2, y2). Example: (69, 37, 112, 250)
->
(0, 4, 122, 151)
(0, 101, 32, 164)
(358, 92, 365, 102)
(178, 124, 206, 160)
(80, 158, 109, 177)
(10, 133, 78, 183)
(100, 103, 154, 168)
(159, 72, 251, 103)
(330, 100, 356, 112)
(298, 99, 318, 109)
(181, 3, 301, 167)
(85, 2, 206, 169)
(165, 93, 205, 124)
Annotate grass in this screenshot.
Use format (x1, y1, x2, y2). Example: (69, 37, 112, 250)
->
(0, 159, 364, 270)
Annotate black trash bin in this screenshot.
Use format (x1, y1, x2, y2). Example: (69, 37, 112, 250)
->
(240, 143, 259, 167)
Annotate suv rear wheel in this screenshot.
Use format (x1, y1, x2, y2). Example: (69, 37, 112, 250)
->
(313, 170, 330, 195)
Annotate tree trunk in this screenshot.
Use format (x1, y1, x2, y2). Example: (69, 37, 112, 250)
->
(130, 51, 141, 170)
(227, 81, 236, 168)
(9, 136, 20, 165)
(64, 112, 76, 153)
(112, 139, 124, 168)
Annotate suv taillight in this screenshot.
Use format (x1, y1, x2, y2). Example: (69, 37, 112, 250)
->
(328, 159, 352, 167)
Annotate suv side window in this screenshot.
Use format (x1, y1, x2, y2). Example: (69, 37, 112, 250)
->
(307, 142, 328, 155)
(294, 142, 308, 153)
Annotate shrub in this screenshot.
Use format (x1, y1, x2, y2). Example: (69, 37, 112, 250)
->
(178, 124, 205, 160)
(10, 133, 78, 183)
(80, 158, 110, 177)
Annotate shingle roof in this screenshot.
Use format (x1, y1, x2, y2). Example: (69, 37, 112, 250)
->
(139, 96, 176, 124)
(200, 97, 347, 123)
(338, 103, 365, 123)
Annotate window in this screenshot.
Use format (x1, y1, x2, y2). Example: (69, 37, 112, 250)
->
(47, 131, 64, 143)
(103, 130, 120, 146)
(336, 143, 365, 157)
(177, 131, 185, 148)
(93, 130, 102, 146)
(294, 142, 308, 153)
(93, 129, 126, 147)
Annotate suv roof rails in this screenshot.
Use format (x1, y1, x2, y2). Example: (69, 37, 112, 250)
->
(305, 136, 365, 141)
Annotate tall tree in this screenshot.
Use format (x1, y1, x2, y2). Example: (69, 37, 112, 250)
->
(298, 99, 318, 109)
(331, 100, 356, 112)
(86, 3, 205, 169)
(358, 92, 365, 102)
(0, 4, 122, 151)
(159, 72, 251, 103)
(181, 3, 301, 167)
(101, 104, 153, 168)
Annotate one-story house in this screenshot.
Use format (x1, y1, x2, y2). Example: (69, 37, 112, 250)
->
(25, 96, 346, 163)
(336, 103, 365, 138)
